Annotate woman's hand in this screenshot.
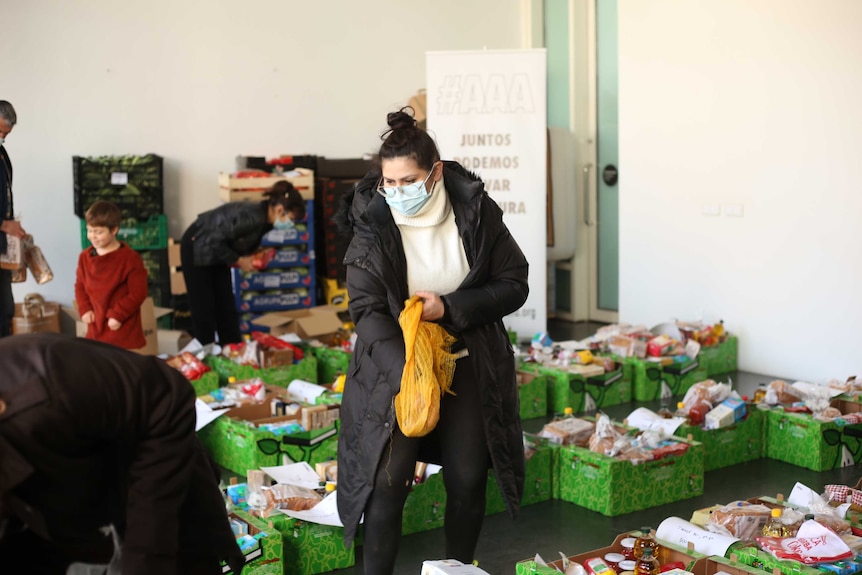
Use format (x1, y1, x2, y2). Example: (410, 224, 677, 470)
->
(0, 220, 26, 239)
(415, 291, 445, 322)
(237, 256, 255, 273)
(107, 318, 122, 331)
(81, 311, 95, 324)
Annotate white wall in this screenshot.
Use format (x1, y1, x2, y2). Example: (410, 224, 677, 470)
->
(618, 0, 862, 380)
(1, 0, 522, 305)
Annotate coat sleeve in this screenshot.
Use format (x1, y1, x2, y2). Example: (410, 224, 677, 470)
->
(107, 251, 149, 323)
(74, 251, 94, 315)
(120, 361, 198, 575)
(440, 202, 529, 333)
(346, 263, 405, 394)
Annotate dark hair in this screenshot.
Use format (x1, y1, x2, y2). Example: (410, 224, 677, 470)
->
(264, 180, 306, 220)
(377, 107, 440, 171)
(85, 200, 121, 229)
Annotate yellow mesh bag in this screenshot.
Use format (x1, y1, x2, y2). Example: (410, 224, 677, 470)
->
(394, 295, 458, 437)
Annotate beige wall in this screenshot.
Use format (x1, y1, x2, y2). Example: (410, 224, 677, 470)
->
(2, 0, 522, 305)
(618, 0, 862, 379)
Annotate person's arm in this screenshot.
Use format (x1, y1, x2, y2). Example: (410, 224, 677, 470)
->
(347, 264, 406, 394)
(106, 251, 149, 323)
(119, 362, 197, 575)
(0, 220, 25, 239)
(74, 252, 94, 317)
(439, 201, 529, 332)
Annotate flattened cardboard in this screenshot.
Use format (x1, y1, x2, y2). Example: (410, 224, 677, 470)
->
(252, 306, 343, 342)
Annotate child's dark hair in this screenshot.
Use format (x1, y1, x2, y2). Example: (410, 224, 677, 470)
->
(85, 200, 122, 229)
(377, 107, 440, 171)
(265, 180, 306, 220)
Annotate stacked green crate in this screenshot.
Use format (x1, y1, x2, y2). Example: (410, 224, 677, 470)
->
(74, 155, 170, 321)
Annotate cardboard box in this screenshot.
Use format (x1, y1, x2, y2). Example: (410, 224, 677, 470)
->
(202, 354, 319, 386)
(402, 469, 447, 535)
(516, 370, 548, 420)
(223, 510, 283, 575)
(630, 357, 708, 401)
(61, 297, 171, 355)
(235, 289, 314, 313)
(765, 398, 862, 471)
(157, 328, 193, 356)
(486, 443, 553, 515)
(516, 531, 707, 575)
(310, 346, 351, 386)
(12, 299, 62, 334)
(251, 306, 343, 344)
(167, 241, 186, 295)
(697, 335, 739, 377)
(678, 407, 765, 471)
(219, 168, 314, 203)
(263, 511, 355, 575)
(258, 347, 294, 369)
(197, 401, 340, 475)
(519, 361, 631, 415)
(233, 267, 313, 292)
(553, 430, 704, 516)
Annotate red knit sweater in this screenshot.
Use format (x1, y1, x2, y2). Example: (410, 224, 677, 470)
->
(75, 243, 149, 350)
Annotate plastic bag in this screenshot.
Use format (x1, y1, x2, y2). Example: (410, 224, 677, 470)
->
(258, 483, 323, 518)
(165, 351, 211, 381)
(756, 520, 853, 564)
(538, 417, 595, 446)
(25, 242, 53, 285)
(394, 296, 458, 437)
(682, 380, 731, 411)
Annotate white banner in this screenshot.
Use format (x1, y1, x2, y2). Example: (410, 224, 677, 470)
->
(426, 49, 547, 339)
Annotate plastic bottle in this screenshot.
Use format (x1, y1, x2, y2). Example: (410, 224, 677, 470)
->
(634, 527, 661, 561)
(634, 547, 660, 575)
(564, 406, 575, 418)
(657, 400, 673, 419)
(762, 508, 789, 537)
(673, 402, 688, 419)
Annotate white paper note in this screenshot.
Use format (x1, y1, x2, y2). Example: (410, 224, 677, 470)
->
(260, 462, 322, 489)
(280, 491, 344, 526)
(626, 407, 686, 436)
(287, 379, 328, 403)
(788, 482, 820, 508)
(657, 516, 739, 556)
(194, 399, 229, 432)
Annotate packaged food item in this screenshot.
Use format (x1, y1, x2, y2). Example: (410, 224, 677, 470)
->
(258, 483, 323, 518)
(634, 527, 661, 561)
(25, 243, 53, 285)
(707, 501, 772, 539)
(756, 520, 853, 564)
(538, 414, 595, 446)
(604, 553, 625, 573)
(165, 351, 211, 381)
(620, 538, 636, 560)
(584, 557, 617, 575)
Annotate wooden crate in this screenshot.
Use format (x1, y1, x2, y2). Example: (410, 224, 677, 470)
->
(219, 168, 315, 203)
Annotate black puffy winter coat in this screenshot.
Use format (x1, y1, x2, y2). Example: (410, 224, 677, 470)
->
(335, 161, 529, 545)
(186, 201, 270, 266)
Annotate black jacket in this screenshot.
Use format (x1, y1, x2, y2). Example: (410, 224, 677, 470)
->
(186, 201, 270, 266)
(335, 161, 529, 545)
(0, 145, 12, 254)
(0, 334, 243, 574)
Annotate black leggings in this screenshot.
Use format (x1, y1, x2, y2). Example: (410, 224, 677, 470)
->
(362, 355, 490, 574)
(180, 227, 241, 345)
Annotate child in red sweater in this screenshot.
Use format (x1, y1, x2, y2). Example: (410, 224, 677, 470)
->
(75, 201, 149, 350)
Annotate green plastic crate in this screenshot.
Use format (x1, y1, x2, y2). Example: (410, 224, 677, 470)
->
(79, 214, 168, 251)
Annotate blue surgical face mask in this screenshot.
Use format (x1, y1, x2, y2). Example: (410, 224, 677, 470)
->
(273, 217, 295, 230)
(378, 165, 437, 216)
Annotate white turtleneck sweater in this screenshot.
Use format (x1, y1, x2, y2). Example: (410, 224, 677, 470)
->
(390, 179, 470, 297)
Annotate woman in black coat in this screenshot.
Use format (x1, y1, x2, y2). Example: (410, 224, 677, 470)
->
(336, 108, 529, 573)
(0, 333, 245, 574)
(180, 181, 305, 345)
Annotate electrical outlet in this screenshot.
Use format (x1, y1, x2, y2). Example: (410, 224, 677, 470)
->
(702, 204, 721, 216)
(723, 204, 744, 217)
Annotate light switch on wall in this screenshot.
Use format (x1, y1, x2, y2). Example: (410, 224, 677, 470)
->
(702, 203, 721, 216)
(723, 204, 744, 217)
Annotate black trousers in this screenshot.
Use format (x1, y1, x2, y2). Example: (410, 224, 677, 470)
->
(180, 228, 241, 345)
(361, 355, 491, 574)
(0, 268, 12, 337)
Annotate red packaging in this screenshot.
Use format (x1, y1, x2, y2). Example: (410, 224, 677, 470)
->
(647, 336, 675, 357)
(165, 352, 211, 381)
(252, 332, 304, 360)
(651, 442, 690, 460)
(248, 248, 277, 271)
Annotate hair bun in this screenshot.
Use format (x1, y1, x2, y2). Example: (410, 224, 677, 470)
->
(387, 108, 416, 131)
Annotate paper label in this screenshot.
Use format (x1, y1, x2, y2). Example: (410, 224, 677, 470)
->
(111, 172, 129, 185)
(657, 516, 739, 556)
